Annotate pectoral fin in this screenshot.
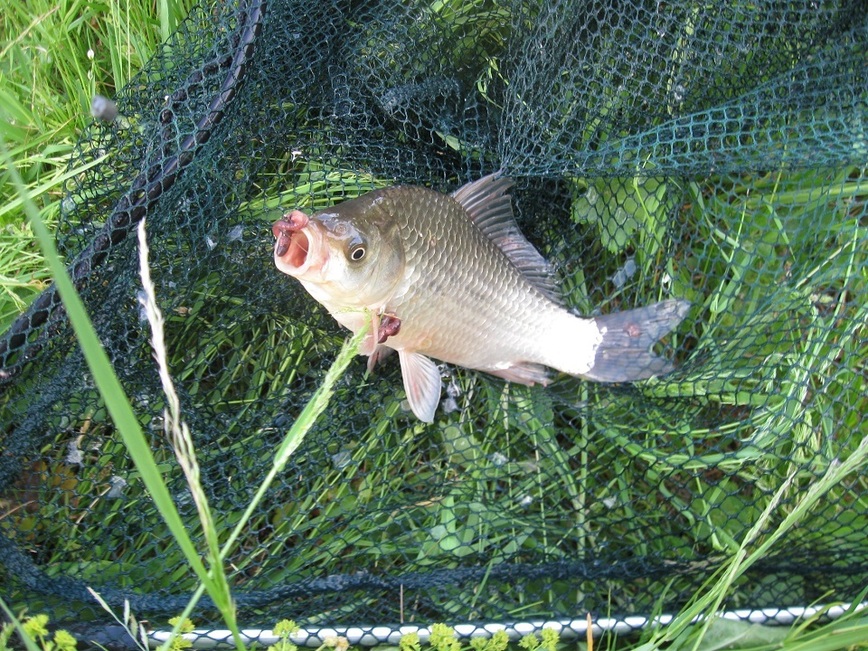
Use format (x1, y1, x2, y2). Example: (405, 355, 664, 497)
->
(367, 344, 394, 373)
(365, 312, 401, 374)
(398, 350, 442, 423)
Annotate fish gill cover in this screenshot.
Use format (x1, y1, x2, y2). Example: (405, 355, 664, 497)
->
(1, 0, 866, 643)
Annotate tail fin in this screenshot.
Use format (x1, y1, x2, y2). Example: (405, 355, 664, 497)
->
(583, 299, 690, 382)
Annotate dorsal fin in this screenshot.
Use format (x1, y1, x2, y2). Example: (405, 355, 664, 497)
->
(451, 173, 562, 304)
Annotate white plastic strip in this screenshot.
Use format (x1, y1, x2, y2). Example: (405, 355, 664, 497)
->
(147, 600, 867, 648)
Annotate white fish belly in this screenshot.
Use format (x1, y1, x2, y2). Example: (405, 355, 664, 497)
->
(385, 281, 601, 379)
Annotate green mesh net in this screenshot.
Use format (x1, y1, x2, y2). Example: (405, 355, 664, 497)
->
(1, 0, 867, 644)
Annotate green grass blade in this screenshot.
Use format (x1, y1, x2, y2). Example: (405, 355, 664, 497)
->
(633, 435, 868, 651)
(0, 138, 218, 603)
(0, 153, 109, 224)
(222, 321, 370, 558)
(162, 324, 370, 650)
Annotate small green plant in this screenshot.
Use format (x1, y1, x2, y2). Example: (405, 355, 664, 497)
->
(260, 624, 556, 651)
(429, 624, 462, 651)
(266, 620, 350, 651)
(268, 620, 301, 651)
(397, 626, 555, 651)
(165, 617, 196, 651)
(469, 631, 510, 651)
(517, 630, 558, 651)
(0, 610, 77, 651)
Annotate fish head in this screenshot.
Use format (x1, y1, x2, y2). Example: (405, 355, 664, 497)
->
(272, 196, 405, 308)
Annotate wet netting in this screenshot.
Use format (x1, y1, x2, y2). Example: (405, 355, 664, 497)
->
(2, 0, 867, 646)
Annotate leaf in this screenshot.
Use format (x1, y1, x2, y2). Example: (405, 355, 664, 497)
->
(570, 176, 669, 255)
(677, 617, 789, 650)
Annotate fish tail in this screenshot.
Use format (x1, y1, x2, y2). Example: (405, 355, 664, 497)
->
(583, 299, 690, 382)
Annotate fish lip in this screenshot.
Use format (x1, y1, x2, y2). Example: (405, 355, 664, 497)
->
(273, 211, 324, 275)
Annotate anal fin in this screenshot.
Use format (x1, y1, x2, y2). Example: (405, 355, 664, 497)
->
(487, 363, 551, 386)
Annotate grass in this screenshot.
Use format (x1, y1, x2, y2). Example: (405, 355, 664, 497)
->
(3, 138, 372, 649)
(1, 0, 868, 650)
(0, 0, 198, 332)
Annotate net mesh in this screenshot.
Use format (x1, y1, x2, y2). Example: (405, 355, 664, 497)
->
(1, 0, 867, 641)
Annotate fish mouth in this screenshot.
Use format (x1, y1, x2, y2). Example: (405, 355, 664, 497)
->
(273, 210, 321, 274)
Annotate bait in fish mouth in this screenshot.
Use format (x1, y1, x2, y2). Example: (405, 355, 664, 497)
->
(272, 209, 309, 259)
(272, 173, 690, 422)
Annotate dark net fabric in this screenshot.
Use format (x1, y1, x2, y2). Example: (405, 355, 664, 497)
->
(1, 0, 866, 640)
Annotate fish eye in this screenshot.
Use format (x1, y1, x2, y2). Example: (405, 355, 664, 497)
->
(349, 244, 366, 261)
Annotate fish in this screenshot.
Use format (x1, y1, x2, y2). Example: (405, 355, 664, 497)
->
(272, 173, 690, 422)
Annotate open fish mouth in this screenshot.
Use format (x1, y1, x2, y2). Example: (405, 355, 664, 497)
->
(273, 210, 313, 271)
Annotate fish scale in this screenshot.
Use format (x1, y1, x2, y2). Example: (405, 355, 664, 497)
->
(273, 173, 690, 421)
(383, 188, 564, 372)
